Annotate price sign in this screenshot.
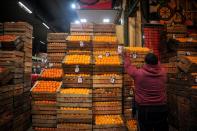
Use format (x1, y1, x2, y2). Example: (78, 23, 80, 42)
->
(106, 52, 110, 57)
(186, 52, 191, 56)
(132, 53, 137, 59)
(75, 65, 80, 73)
(80, 41, 84, 47)
(78, 76, 83, 83)
(49, 63, 53, 68)
(187, 38, 193, 42)
(98, 55, 103, 59)
(118, 45, 123, 54)
(110, 77, 116, 84)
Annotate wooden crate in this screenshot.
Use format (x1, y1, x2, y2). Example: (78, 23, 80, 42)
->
(93, 65, 123, 73)
(31, 81, 62, 101)
(4, 22, 33, 39)
(93, 101, 122, 115)
(177, 56, 197, 73)
(57, 123, 92, 130)
(93, 88, 122, 102)
(57, 89, 92, 108)
(47, 33, 68, 43)
(63, 64, 93, 74)
(39, 69, 63, 81)
(32, 115, 57, 128)
(47, 53, 65, 63)
(57, 113, 92, 123)
(94, 24, 116, 33)
(71, 23, 93, 32)
(63, 75, 92, 88)
(47, 43, 67, 53)
(0, 36, 24, 51)
(31, 102, 57, 115)
(93, 42, 120, 49)
(93, 124, 126, 131)
(66, 41, 92, 51)
(93, 75, 122, 88)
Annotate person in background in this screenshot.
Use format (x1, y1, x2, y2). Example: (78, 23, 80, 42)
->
(124, 52, 168, 131)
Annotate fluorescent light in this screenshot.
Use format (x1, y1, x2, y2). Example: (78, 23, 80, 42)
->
(40, 41, 45, 45)
(42, 23, 50, 29)
(32, 37, 35, 39)
(71, 3, 76, 9)
(103, 18, 110, 23)
(75, 20, 80, 24)
(18, 1, 32, 14)
(80, 19, 87, 23)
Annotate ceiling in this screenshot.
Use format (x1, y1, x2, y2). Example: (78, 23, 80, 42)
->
(0, 0, 121, 54)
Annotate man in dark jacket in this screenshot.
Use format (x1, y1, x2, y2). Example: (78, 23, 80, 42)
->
(124, 52, 168, 131)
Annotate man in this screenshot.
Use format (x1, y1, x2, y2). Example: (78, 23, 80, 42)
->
(124, 52, 168, 131)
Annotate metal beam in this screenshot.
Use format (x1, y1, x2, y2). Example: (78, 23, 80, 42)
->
(128, 0, 140, 17)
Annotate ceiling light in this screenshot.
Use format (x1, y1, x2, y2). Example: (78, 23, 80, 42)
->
(80, 19, 87, 23)
(18, 1, 32, 14)
(40, 41, 45, 45)
(42, 23, 50, 29)
(71, 3, 76, 9)
(75, 20, 80, 24)
(103, 18, 110, 23)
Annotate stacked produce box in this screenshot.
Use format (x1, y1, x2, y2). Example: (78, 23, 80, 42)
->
(160, 37, 197, 63)
(3, 22, 33, 93)
(58, 35, 93, 130)
(0, 34, 31, 130)
(47, 33, 67, 68)
(166, 55, 197, 131)
(70, 23, 93, 36)
(92, 25, 125, 130)
(32, 33, 66, 131)
(123, 47, 150, 120)
(161, 37, 197, 131)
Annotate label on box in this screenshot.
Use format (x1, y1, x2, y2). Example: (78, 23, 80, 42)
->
(186, 52, 191, 56)
(80, 41, 84, 47)
(187, 38, 193, 42)
(49, 63, 53, 68)
(132, 53, 137, 59)
(118, 46, 123, 54)
(106, 52, 110, 57)
(75, 65, 80, 73)
(98, 55, 103, 58)
(110, 77, 116, 84)
(78, 76, 83, 83)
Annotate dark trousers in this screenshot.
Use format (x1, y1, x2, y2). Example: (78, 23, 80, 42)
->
(136, 104, 169, 131)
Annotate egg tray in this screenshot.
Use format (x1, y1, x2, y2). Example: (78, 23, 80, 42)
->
(30, 81, 62, 101)
(63, 75, 92, 88)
